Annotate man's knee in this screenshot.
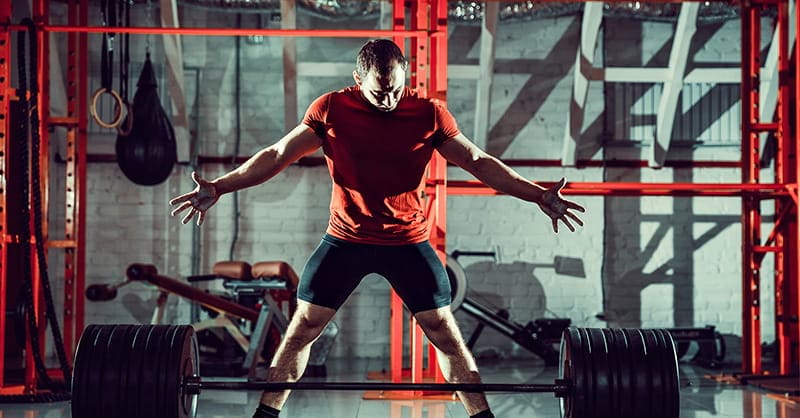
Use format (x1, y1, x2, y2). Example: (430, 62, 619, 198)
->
(415, 308, 465, 354)
(284, 302, 335, 345)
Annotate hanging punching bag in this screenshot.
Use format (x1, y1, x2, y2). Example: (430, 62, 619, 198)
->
(116, 53, 176, 186)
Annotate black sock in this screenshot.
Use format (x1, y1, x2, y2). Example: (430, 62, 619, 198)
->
(470, 409, 495, 418)
(252, 403, 280, 418)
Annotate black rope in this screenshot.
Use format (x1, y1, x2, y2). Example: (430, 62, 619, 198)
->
(100, 0, 116, 92)
(16, 18, 72, 398)
(118, 0, 130, 102)
(25, 18, 73, 390)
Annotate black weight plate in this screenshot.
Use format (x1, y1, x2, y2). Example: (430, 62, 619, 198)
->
(657, 329, 680, 418)
(587, 329, 611, 418)
(624, 328, 649, 418)
(179, 327, 200, 418)
(156, 325, 178, 418)
(163, 326, 180, 418)
(72, 325, 103, 418)
(558, 328, 574, 418)
(165, 326, 195, 418)
(117, 325, 141, 418)
(642, 330, 665, 417)
(609, 328, 632, 418)
(559, 327, 585, 418)
(600, 329, 618, 417)
(642, 330, 663, 417)
(86, 325, 114, 418)
(578, 328, 595, 418)
(124, 326, 151, 418)
(176, 326, 199, 418)
(141, 326, 170, 418)
(100, 325, 135, 418)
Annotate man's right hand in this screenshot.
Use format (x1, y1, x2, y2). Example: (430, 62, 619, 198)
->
(169, 171, 220, 226)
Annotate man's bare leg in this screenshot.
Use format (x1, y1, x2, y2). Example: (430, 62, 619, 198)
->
(415, 306, 492, 416)
(258, 300, 337, 410)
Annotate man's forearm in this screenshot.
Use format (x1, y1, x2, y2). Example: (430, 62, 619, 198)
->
(211, 148, 285, 195)
(468, 155, 546, 203)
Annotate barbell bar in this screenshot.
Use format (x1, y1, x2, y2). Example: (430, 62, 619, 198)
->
(184, 378, 570, 394)
(71, 324, 680, 418)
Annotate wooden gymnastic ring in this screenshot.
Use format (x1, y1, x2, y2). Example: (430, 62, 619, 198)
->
(90, 87, 124, 129)
(116, 99, 134, 136)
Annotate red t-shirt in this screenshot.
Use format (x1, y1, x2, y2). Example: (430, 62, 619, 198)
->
(303, 85, 460, 245)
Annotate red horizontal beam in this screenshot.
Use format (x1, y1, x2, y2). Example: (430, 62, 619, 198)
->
(481, 159, 741, 169)
(13, 25, 439, 38)
(444, 180, 791, 197)
(79, 154, 739, 169)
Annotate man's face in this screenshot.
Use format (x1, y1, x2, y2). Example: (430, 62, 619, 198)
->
(354, 61, 406, 112)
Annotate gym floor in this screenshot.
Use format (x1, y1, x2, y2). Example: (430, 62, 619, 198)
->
(0, 358, 796, 418)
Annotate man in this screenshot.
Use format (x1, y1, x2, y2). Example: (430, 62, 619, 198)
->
(170, 39, 584, 418)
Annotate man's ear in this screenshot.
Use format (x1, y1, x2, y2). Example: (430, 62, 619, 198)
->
(353, 70, 362, 85)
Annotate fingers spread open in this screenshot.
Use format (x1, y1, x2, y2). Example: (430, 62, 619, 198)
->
(555, 177, 567, 192)
(566, 211, 584, 227)
(560, 216, 575, 232)
(566, 200, 586, 212)
(171, 201, 193, 217)
(169, 191, 194, 206)
(181, 208, 195, 225)
(197, 211, 205, 226)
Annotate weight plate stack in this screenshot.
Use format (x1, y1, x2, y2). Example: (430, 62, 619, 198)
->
(560, 327, 680, 418)
(71, 325, 198, 418)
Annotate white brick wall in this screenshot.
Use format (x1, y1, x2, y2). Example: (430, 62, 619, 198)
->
(38, 6, 779, 363)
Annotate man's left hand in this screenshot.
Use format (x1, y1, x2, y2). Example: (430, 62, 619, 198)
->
(538, 178, 585, 233)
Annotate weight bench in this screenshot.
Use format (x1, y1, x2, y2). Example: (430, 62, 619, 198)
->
(126, 262, 297, 379)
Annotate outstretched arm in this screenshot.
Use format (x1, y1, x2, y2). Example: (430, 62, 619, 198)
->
(436, 134, 585, 232)
(169, 124, 322, 225)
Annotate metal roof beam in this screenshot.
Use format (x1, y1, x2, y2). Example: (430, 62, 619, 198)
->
(562, 2, 603, 166)
(652, 2, 699, 167)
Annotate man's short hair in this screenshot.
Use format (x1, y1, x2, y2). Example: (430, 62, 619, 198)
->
(356, 39, 408, 78)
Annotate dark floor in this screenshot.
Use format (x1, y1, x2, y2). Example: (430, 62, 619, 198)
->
(0, 358, 797, 418)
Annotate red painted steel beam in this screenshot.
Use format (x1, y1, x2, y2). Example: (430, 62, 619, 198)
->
(74, 0, 89, 357)
(387, 0, 406, 388)
(794, 0, 800, 373)
(0, 0, 10, 390)
(78, 153, 744, 169)
(444, 180, 789, 197)
(740, 2, 762, 375)
(11, 25, 441, 38)
(773, 0, 792, 374)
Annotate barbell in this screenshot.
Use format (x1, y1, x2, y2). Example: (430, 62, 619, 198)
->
(70, 325, 680, 418)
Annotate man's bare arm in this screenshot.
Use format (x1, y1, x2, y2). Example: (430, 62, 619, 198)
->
(212, 124, 322, 194)
(436, 134, 585, 232)
(169, 124, 321, 225)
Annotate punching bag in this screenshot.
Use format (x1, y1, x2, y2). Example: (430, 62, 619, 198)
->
(116, 53, 177, 186)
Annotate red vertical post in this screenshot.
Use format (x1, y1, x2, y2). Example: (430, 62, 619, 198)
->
(426, 0, 448, 384)
(0, 0, 11, 390)
(392, 0, 405, 55)
(33, 0, 50, 374)
(740, 2, 762, 375)
(61, 0, 89, 358)
(76, 0, 89, 350)
(410, 0, 429, 387)
(773, 0, 792, 375)
(389, 0, 406, 384)
(794, 0, 800, 373)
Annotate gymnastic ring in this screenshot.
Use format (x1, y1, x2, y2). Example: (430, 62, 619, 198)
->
(116, 99, 134, 136)
(90, 87, 124, 129)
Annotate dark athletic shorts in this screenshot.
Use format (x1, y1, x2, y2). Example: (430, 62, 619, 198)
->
(297, 234, 452, 313)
